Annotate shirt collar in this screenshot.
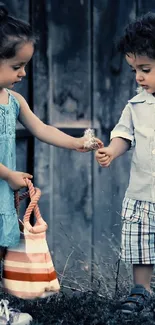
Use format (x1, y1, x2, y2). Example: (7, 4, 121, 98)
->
(128, 88, 155, 104)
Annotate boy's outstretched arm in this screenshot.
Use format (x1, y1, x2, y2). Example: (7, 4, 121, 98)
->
(95, 137, 131, 167)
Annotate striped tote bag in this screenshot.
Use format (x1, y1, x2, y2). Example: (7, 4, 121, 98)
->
(2, 179, 60, 299)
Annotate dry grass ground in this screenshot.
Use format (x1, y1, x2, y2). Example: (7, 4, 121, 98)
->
(0, 289, 155, 325)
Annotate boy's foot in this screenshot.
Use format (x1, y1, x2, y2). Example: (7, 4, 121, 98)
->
(120, 284, 151, 314)
(0, 299, 32, 324)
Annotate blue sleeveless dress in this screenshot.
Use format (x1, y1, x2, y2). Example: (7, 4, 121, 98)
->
(0, 90, 20, 247)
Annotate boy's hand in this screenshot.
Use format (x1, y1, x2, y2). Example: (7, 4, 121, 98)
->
(95, 147, 114, 167)
(76, 136, 104, 152)
(6, 171, 33, 190)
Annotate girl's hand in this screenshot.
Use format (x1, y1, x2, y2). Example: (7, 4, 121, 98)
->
(6, 171, 33, 190)
(76, 136, 104, 152)
(95, 147, 114, 167)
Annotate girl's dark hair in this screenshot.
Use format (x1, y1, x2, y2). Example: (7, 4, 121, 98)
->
(117, 12, 155, 59)
(0, 2, 35, 59)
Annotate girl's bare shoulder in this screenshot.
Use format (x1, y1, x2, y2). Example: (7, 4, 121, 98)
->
(8, 90, 28, 108)
(9, 89, 23, 101)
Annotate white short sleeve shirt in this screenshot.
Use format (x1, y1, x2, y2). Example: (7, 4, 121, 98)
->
(111, 89, 155, 202)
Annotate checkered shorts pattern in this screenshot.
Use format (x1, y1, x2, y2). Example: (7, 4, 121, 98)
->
(121, 197, 155, 264)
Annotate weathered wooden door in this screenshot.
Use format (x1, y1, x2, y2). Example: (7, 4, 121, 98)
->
(4, 0, 155, 294)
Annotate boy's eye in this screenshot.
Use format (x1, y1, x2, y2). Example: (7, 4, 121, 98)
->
(131, 69, 136, 73)
(142, 69, 150, 73)
(12, 66, 21, 70)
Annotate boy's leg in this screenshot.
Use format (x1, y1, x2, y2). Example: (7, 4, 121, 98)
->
(120, 199, 154, 313)
(120, 264, 153, 313)
(133, 264, 154, 292)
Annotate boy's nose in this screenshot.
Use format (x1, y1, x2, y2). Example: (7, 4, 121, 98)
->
(136, 72, 144, 83)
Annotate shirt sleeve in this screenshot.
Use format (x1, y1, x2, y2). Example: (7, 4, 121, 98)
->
(110, 103, 135, 146)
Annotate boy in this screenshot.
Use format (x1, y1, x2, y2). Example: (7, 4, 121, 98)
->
(95, 12, 155, 313)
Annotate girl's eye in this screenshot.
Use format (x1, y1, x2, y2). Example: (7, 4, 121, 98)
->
(131, 69, 150, 73)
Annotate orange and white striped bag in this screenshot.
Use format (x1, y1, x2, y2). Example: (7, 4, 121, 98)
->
(2, 178, 60, 299)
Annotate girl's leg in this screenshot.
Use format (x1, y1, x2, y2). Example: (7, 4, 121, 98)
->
(0, 246, 33, 324)
(0, 247, 6, 260)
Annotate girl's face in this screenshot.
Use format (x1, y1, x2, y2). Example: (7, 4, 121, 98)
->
(0, 41, 34, 89)
(126, 53, 155, 94)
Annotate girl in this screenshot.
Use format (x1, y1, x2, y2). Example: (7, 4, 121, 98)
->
(0, 2, 102, 324)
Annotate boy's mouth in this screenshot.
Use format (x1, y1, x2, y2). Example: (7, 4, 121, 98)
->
(141, 85, 149, 89)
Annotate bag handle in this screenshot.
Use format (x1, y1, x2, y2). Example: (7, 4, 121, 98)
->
(14, 178, 48, 234)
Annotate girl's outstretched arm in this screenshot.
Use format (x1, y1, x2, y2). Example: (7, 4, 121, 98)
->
(13, 91, 103, 151)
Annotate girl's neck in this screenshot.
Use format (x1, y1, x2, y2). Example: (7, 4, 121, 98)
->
(0, 88, 9, 105)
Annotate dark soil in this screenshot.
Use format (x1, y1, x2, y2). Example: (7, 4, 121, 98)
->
(1, 290, 155, 325)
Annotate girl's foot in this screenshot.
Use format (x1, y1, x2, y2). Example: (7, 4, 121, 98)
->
(0, 299, 32, 324)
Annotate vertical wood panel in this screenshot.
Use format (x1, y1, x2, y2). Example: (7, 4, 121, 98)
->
(30, 0, 51, 228)
(49, 0, 92, 122)
(49, 0, 93, 285)
(93, 0, 136, 292)
(53, 150, 93, 287)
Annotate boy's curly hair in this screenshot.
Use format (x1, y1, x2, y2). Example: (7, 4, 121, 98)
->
(117, 12, 155, 59)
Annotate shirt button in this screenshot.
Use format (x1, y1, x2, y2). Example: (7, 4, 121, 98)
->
(152, 149, 155, 154)
(153, 172, 155, 176)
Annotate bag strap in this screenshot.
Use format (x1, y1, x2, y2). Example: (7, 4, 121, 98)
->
(14, 189, 29, 216)
(14, 178, 47, 234)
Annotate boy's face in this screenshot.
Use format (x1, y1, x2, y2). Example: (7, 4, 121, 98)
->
(126, 53, 155, 94)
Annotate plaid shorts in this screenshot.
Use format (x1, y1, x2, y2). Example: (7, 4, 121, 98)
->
(121, 197, 155, 264)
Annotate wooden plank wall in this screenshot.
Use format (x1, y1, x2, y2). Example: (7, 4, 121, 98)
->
(49, 0, 93, 288)
(4, 0, 155, 294)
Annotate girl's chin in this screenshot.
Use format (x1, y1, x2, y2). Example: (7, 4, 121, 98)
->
(8, 84, 15, 88)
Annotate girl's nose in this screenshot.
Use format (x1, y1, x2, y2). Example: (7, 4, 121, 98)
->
(18, 67, 26, 77)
